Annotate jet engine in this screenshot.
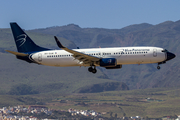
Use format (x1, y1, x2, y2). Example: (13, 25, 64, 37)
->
(100, 58, 117, 67)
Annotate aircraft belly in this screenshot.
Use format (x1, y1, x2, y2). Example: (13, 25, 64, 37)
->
(41, 58, 79, 67)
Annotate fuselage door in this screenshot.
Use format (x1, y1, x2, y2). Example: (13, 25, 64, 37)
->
(153, 49, 157, 57)
(38, 53, 42, 62)
(102, 52, 105, 57)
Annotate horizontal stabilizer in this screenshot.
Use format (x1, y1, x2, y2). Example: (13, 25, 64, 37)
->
(5, 50, 29, 56)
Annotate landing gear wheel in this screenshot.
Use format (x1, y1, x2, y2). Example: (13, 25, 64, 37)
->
(157, 66, 160, 70)
(88, 66, 97, 74)
(88, 67, 93, 72)
(92, 69, 97, 74)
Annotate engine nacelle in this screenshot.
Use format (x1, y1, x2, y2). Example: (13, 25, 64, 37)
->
(100, 58, 117, 67)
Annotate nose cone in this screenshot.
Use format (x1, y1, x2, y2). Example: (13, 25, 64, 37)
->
(166, 52, 176, 61)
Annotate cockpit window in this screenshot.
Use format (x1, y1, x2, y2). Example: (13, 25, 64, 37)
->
(162, 49, 168, 52)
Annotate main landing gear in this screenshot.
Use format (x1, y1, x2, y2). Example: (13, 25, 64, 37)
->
(88, 66, 97, 74)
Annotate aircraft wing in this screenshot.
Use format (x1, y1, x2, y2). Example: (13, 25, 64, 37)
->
(54, 36, 100, 64)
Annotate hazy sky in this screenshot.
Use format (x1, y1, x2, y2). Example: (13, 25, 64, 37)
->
(0, 0, 180, 30)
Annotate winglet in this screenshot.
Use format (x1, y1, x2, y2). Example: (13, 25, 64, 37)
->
(54, 36, 65, 48)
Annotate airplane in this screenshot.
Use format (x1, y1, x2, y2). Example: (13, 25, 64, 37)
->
(6, 22, 176, 74)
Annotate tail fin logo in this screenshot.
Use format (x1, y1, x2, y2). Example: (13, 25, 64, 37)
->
(16, 34, 27, 47)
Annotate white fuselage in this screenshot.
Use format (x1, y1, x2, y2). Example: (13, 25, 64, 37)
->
(30, 46, 166, 67)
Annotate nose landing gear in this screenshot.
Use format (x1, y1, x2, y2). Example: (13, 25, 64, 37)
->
(157, 65, 160, 70)
(157, 61, 165, 70)
(88, 66, 97, 74)
(157, 61, 167, 70)
(157, 62, 161, 70)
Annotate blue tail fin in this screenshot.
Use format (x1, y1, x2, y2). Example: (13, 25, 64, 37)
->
(10, 22, 50, 53)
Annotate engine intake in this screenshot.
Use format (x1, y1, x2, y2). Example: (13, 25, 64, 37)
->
(100, 58, 117, 67)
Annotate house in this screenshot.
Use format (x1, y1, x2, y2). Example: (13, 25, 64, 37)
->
(28, 106, 48, 111)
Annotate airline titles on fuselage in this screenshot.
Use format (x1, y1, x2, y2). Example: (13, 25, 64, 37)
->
(124, 48, 150, 52)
